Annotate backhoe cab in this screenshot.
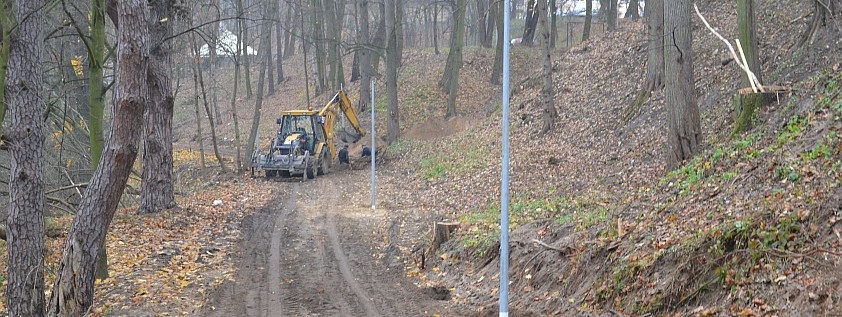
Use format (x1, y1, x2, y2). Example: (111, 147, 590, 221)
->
(252, 89, 365, 180)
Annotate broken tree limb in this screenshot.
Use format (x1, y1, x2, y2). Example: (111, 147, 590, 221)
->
(531, 239, 576, 255)
(694, 4, 764, 93)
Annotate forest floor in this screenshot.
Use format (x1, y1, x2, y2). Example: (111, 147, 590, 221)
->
(0, 0, 840, 316)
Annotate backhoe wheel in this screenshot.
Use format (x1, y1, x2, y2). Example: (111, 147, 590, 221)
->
(265, 170, 276, 178)
(317, 152, 330, 175)
(306, 164, 316, 179)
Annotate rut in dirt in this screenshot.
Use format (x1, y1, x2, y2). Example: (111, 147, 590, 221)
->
(201, 172, 461, 317)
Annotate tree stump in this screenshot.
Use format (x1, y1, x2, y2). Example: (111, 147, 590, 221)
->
(431, 221, 460, 254)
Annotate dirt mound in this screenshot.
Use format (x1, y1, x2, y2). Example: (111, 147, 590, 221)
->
(404, 117, 474, 141)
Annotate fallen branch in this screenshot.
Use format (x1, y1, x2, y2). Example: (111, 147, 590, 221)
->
(694, 4, 764, 93)
(532, 239, 576, 255)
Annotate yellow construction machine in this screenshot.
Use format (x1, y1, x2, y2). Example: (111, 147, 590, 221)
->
(252, 89, 366, 179)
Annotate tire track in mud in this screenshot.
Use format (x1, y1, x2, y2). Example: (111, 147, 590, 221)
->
(319, 179, 382, 317)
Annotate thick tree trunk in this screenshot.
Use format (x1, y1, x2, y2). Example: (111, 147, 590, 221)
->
(47, 0, 148, 314)
(538, 0, 556, 135)
(445, 0, 466, 119)
(284, 3, 297, 58)
(664, 0, 701, 169)
(490, 0, 504, 84)
(396, 0, 404, 65)
(231, 53, 243, 171)
(485, 0, 498, 48)
(6, 0, 46, 315)
(732, 0, 766, 136)
(312, 0, 327, 95)
(140, 0, 177, 215)
(385, 0, 400, 143)
(583, 0, 593, 41)
(0, 4, 12, 134)
(645, 0, 664, 92)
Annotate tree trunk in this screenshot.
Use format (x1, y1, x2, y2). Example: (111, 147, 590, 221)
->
(231, 51, 243, 171)
(192, 33, 229, 174)
(246, 9, 273, 170)
(550, 0, 557, 48)
(625, 0, 640, 19)
(799, 0, 841, 47)
(89, 0, 111, 281)
(478, 0, 489, 48)
(583, 0, 593, 41)
(357, 0, 373, 112)
(209, 2, 222, 124)
(276, 1, 285, 83)
(395, 0, 404, 65)
(732, 0, 766, 136)
(266, 23, 275, 96)
(522, 0, 538, 45)
(284, 2, 297, 58)
(607, 0, 618, 31)
(237, 0, 253, 98)
(140, 0, 177, 214)
(490, 0, 504, 84)
(0, 3, 12, 135)
(485, 0, 498, 48)
(433, 2, 440, 54)
(47, 0, 148, 314)
(644, 0, 664, 92)
(312, 0, 327, 95)
(538, 0, 556, 135)
(598, 0, 608, 19)
(6, 0, 46, 315)
(385, 0, 400, 143)
(664, 0, 701, 169)
(445, 0, 466, 119)
(191, 42, 207, 170)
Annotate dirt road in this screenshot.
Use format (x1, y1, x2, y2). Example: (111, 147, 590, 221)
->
(202, 169, 463, 316)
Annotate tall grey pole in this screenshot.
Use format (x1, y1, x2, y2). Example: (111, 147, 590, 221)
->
(500, 0, 511, 314)
(371, 80, 376, 210)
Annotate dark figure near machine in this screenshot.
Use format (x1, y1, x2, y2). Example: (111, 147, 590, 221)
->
(361, 145, 371, 157)
(338, 144, 351, 166)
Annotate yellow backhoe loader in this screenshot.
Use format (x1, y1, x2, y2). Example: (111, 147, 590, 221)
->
(252, 89, 366, 179)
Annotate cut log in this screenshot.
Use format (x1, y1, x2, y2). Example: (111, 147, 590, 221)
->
(431, 221, 460, 254)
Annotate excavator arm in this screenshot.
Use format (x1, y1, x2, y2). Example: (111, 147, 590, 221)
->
(318, 89, 367, 160)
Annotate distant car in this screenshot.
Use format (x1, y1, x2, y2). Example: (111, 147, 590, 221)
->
(510, 37, 522, 45)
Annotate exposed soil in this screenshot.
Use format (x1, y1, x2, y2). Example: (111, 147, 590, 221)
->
(201, 168, 473, 316)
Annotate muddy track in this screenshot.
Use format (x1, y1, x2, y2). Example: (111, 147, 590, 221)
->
(203, 170, 461, 316)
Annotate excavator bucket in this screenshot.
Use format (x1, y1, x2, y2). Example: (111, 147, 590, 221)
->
(335, 128, 363, 144)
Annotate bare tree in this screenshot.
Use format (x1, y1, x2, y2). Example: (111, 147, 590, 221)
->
(538, 0, 556, 134)
(357, 0, 373, 112)
(246, 0, 274, 170)
(490, 0, 503, 84)
(583, 0, 593, 41)
(385, 0, 400, 143)
(445, 0, 467, 119)
(5, 0, 46, 315)
(191, 33, 230, 173)
(522, 0, 538, 45)
(47, 0, 149, 314)
(799, 0, 841, 47)
(664, 0, 701, 168)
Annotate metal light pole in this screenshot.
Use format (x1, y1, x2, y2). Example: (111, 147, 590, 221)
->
(500, 0, 511, 314)
(371, 80, 376, 210)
